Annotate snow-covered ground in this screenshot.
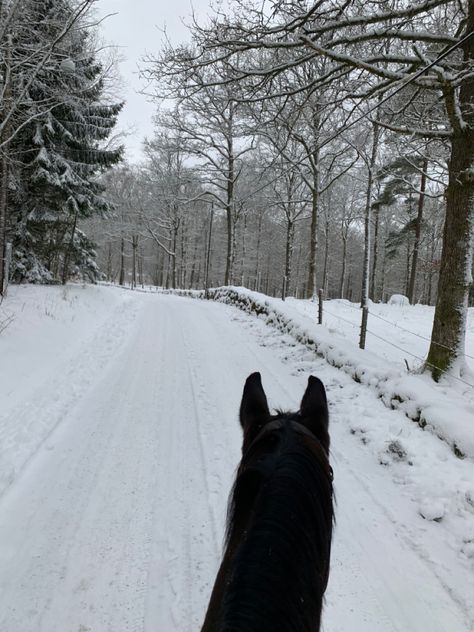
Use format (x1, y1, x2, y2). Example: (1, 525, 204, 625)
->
(0, 285, 473, 631)
(0, 284, 142, 496)
(287, 296, 474, 375)
(188, 286, 474, 460)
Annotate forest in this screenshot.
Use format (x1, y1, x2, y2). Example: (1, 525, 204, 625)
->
(1, 0, 473, 380)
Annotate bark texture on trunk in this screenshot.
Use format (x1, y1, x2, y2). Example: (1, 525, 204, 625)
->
(408, 158, 428, 304)
(0, 156, 8, 294)
(426, 128, 474, 377)
(306, 149, 320, 299)
(427, 12, 474, 379)
(361, 122, 380, 307)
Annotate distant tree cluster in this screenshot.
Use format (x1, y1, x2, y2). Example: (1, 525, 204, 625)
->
(0, 0, 122, 289)
(90, 150, 445, 306)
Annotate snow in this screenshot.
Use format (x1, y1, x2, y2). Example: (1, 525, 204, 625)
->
(174, 286, 474, 459)
(388, 293, 409, 305)
(0, 284, 473, 631)
(0, 284, 141, 495)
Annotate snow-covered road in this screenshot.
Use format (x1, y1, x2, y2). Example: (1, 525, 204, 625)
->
(0, 290, 472, 631)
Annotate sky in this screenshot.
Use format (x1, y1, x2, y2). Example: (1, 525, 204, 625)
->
(97, 0, 212, 163)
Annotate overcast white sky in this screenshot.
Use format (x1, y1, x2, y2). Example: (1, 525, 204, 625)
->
(97, 0, 212, 162)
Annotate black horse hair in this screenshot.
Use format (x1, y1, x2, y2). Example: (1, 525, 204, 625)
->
(219, 413, 333, 632)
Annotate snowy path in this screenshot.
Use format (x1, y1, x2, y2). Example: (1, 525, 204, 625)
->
(0, 292, 472, 631)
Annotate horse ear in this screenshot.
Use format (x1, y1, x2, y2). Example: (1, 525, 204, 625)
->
(300, 376, 330, 452)
(240, 372, 270, 435)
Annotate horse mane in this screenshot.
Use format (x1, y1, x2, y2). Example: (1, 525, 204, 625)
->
(220, 413, 333, 632)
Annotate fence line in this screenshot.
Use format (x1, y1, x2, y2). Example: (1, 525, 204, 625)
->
(331, 298, 474, 363)
(319, 304, 474, 390)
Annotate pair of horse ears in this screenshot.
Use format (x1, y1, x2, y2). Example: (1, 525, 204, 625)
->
(239, 372, 329, 447)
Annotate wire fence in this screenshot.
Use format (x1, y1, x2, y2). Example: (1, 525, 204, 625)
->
(340, 298, 474, 363)
(102, 280, 473, 389)
(317, 292, 474, 390)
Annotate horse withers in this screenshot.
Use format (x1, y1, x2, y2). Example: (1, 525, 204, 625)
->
(201, 372, 333, 632)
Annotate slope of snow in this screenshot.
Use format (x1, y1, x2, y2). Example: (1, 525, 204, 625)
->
(0, 286, 472, 631)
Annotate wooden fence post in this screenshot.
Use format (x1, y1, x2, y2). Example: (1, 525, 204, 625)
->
(318, 288, 323, 324)
(360, 305, 369, 349)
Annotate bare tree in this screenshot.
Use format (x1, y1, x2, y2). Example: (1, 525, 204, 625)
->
(142, 51, 255, 286)
(177, 0, 473, 378)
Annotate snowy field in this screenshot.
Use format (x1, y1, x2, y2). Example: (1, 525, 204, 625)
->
(0, 284, 473, 631)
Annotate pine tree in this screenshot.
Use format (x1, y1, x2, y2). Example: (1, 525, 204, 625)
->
(10, 0, 123, 283)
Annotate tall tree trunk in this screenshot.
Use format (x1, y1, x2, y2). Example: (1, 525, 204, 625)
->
(408, 157, 428, 304)
(264, 249, 271, 295)
(283, 219, 294, 300)
(131, 235, 138, 289)
(106, 242, 113, 282)
(306, 148, 320, 299)
(0, 154, 8, 294)
(180, 217, 188, 289)
(254, 211, 263, 290)
(230, 212, 239, 285)
(405, 240, 412, 297)
(361, 122, 380, 307)
(195, 262, 202, 288)
(154, 247, 161, 287)
(322, 213, 330, 296)
(427, 10, 474, 379)
(0, 35, 12, 295)
(347, 251, 354, 301)
(225, 205, 233, 285)
(61, 210, 79, 285)
(165, 242, 171, 290)
(339, 231, 348, 299)
(427, 138, 474, 375)
(428, 236, 437, 305)
(138, 248, 144, 287)
(225, 113, 235, 286)
(370, 206, 380, 301)
(119, 237, 125, 286)
(294, 242, 302, 297)
(189, 235, 199, 289)
(171, 225, 179, 289)
(380, 232, 387, 302)
(241, 213, 247, 287)
(204, 202, 214, 296)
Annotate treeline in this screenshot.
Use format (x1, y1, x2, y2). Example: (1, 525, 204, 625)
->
(0, 0, 122, 289)
(90, 152, 445, 306)
(92, 0, 473, 379)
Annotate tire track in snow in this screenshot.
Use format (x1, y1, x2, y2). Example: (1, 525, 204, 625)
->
(144, 301, 227, 632)
(0, 291, 471, 632)
(181, 331, 222, 558)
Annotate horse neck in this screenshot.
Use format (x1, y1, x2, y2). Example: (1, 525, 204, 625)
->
(211, 447, 332, 632)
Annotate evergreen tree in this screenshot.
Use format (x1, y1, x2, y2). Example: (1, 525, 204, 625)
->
(10, 0, 123, 283)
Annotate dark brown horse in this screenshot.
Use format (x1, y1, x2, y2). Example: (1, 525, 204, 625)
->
(201, 372, 333, 632)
